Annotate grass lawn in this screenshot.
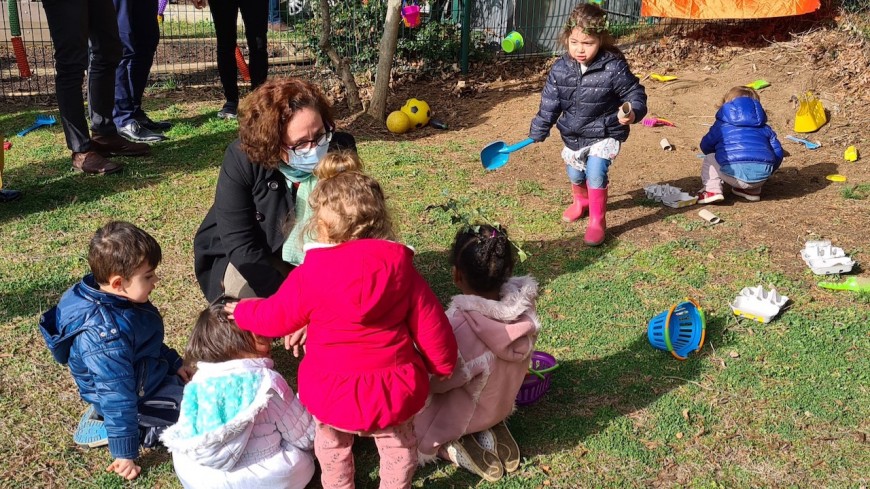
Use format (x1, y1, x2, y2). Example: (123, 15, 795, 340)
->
(0, 100, 867, 488)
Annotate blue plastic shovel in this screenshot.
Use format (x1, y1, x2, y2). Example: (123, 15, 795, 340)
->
(785, 135, 821, 150)
(480, 138, 534, 170)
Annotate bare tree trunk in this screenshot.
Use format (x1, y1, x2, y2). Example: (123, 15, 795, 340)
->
(317, 0, 361, 111)
(367, 0, 402, 121)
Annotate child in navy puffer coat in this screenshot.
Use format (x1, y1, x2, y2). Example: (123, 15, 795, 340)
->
(697, 86, 784, 204)
(528, 2, 647, 246)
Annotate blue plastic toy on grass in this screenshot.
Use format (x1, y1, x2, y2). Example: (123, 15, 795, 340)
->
(647, 298, 706, 360)
(17, 114, 57, 137)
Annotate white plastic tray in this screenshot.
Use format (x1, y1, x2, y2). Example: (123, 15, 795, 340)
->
(800, 241, 855, 275)
(729, 286, 789, 323)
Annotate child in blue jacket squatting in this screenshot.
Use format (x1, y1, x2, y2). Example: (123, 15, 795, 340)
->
(39, 221, 193, 481)
(696, 86, 784, 203)
(529, 2, 647, 246)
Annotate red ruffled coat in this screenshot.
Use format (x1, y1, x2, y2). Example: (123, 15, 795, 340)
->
(234, 239, 457, 432)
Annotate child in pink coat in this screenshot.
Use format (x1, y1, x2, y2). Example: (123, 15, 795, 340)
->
(227, 153, 458, 489)
(415, 224, 540, 482)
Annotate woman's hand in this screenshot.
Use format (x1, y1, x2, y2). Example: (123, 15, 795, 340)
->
(284, 326, 308, 358)
(223, 301, 238, 319)
(192, 0, 207, 9)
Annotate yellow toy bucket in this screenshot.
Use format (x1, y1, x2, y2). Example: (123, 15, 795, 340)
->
(794, 91, 826, 133)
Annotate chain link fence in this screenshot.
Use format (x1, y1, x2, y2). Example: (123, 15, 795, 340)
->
(0, 0, 840, 99)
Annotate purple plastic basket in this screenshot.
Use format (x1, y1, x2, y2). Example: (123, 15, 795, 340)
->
(515, 351, 558, 406)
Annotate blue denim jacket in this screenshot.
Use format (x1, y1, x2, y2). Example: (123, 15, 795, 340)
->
(39, 274, 182, 460)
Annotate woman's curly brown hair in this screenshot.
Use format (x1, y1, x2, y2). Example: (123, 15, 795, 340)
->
(238, 78, 335, 169)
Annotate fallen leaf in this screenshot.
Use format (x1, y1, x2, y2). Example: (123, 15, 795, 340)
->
(676, 432, 684, 439)
(681, 409, 690, 420)
(729, 351, 740, 358)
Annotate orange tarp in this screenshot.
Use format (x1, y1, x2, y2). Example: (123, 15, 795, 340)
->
(641, 0, 820, 19)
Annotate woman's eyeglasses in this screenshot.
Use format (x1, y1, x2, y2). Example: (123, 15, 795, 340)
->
(285, 131, 333, 156)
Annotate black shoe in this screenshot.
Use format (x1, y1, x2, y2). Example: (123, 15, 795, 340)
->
(217, 102, 238, 120)
(118, 121, 167, 143)
(0, 189, 22, 202)
(135, 114, 172, 132)
(90, 133, 151, 157)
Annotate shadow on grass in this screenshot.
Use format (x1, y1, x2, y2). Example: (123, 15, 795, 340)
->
(0, 111, 238, 225)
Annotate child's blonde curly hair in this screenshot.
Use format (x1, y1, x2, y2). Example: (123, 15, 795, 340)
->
(305, 151, 395, 244)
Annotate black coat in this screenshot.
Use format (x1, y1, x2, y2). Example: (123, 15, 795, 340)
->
(529, 50, 647, 150)
(194, 133, 356, 301)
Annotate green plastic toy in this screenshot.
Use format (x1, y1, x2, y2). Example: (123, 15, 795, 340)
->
(818, 276, 870, 293)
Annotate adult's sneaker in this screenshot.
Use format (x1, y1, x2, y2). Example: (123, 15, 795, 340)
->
(696, 190, 725, 204)
(217, 102, 238, 120)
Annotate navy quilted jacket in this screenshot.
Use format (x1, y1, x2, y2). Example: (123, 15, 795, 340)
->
(700, 97, 784, 183)
(39, 274, 183, 460)
(529, 50, 648, 150)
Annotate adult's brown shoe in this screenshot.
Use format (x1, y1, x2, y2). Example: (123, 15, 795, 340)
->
(72, 151, 123, 175)
(90, 133, 151, 157)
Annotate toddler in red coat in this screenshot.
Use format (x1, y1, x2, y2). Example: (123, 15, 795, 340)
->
(227, 151, 458, 489)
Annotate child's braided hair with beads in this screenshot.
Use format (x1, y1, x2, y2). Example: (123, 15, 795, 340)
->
(559, 2, 624, 59)
(449, 224, 516, 295)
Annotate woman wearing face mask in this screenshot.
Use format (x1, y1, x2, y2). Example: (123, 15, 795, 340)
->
(194, 78, 356, 301)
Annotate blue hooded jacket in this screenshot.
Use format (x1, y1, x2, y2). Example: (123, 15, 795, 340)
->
(700, 97, 784, 183)
(38, 274, 182, 460)
(529, 50, 648, 150)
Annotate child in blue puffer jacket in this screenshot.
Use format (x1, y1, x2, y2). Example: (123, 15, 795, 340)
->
(529, 2, 647, 246)
(697, 86, 784, 204)
(39, 221, 194, 481)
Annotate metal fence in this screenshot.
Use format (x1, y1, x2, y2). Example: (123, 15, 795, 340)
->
(0, 0, 847, 99)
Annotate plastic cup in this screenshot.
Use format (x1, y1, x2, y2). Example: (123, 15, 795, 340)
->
(502, 31, 524, 53)
(402, 5, 421, 28)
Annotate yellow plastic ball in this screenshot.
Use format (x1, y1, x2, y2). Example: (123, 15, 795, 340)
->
(386, 111, 412, 134)
(400, 98, 431, 129)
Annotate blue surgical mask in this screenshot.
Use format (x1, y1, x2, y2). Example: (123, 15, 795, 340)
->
(288, 143, 329, 173)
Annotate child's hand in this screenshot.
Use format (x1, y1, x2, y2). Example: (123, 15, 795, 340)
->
(284, 326, 308, 358)
(223, 301, 238, 319)
(618, 112, 636, 126)
(107, 458, 141, 480)
(177, 365, 195, 383)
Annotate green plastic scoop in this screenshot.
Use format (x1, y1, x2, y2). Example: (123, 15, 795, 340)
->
(818, 276, 870, 292)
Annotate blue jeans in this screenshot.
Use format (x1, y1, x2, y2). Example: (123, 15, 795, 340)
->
(113, 0, 160, 127)
(269, 0, 281, 23)
(566, 156, 611, 189)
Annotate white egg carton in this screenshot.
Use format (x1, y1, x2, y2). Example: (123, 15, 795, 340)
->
(729, 286, 789, 323)
(800, 240, 856, 275)
(643, 184, 698, 208)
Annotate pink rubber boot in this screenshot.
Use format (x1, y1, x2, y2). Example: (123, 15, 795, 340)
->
(562, 184, 588, 222)
(584, 186, 608, 246)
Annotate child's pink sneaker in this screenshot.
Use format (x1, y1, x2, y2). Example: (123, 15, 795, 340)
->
(731, 187, 761, 202)
(696, 190, 725, 204)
